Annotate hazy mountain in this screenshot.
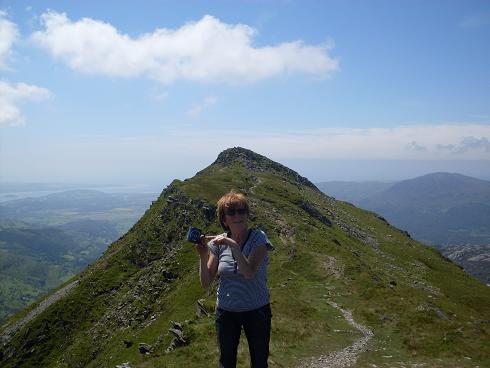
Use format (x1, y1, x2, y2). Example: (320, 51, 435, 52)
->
(361, 172, 490, 207)
(317, 173, 490, 246)
(357, 173, 490, 246)
(1, 148, 489, 368)
(316, 181, 394, 203)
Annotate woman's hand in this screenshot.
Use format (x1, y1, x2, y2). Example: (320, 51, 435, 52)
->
(194, 235, 217, 257)
(211, 234, 239, 249)
(194, 236, 208, 257)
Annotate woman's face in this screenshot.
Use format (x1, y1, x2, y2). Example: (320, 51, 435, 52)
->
(223, 206, 248, 232)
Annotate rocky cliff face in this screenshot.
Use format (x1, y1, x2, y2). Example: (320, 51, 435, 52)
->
(1, 147, 490, 368)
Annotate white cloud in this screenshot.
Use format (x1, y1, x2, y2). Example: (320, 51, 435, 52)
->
(437, 136, 490, 154)
(63, 124, 490, 163)
(31, 12, 339, 84)
(0, 80, 52, 126)
(0, 11, 19, 69)
(159, 123, 490, 160)
(187, 96, 219, 117)
(274, 124, 490, 160)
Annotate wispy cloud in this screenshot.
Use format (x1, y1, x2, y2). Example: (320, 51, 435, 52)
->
(61, 123, 490, 162)
(150, 90, 169, 102)
(437, 136, 490, 154)
(0, 11, 19, 69)
(161, 124, 490, 160)
(0, 81, 52, 126)
(406, 141, 427, 152)
(187, 96, 219, 117)
(31, 12, 339, 84)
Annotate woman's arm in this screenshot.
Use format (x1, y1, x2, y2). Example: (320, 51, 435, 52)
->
(231, 244, 267, 279)
(199, 252, 218, 288)
(195, 236, 218, 288)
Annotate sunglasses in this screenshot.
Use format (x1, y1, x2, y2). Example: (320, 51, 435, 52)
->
(224, 208, 248, 216)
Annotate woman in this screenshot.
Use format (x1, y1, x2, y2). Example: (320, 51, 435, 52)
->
(195, 190, 273, 368)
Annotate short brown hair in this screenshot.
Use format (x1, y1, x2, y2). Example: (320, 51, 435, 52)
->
(216, 190, 249, 231)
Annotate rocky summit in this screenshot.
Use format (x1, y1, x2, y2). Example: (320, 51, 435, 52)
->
(1, 147, 489, 368)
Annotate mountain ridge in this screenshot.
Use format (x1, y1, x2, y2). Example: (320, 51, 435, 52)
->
(368, 172, 490, 206)
(1, 148, 489, 368)
(318, 172, 490, 246)
(357, 172, 490, 246)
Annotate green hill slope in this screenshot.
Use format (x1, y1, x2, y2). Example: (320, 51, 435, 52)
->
(1, 148, 489, 368)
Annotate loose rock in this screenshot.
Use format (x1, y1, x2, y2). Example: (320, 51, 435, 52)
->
(138, 343, 152, 355)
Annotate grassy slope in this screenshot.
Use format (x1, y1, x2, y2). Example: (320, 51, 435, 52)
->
(1, 156, 489, 368)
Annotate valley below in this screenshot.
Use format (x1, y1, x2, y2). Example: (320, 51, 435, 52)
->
(0, 188, 158, 322)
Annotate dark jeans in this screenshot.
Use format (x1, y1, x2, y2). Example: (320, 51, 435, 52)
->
(215, 304, 272, 368)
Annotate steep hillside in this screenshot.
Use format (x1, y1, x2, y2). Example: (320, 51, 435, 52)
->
(1, 148, 489, 368)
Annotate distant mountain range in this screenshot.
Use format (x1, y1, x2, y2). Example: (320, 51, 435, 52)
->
(317, 173, 490, 246)
(1, 148, 489, 368)
(0, 190, 157, 322)
(315, 181, 394, 203)
(317, 173, 490, 284)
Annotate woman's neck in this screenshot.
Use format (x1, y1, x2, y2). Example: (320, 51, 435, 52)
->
(230, 228, 249, 246)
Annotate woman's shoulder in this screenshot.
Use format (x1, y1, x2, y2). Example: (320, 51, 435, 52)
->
(250, 228, 266, 235)
(250, 228, 274, 250)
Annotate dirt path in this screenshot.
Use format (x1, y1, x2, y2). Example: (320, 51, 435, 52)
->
(298, 301, 374, 368)
(0, 280, 80, 345)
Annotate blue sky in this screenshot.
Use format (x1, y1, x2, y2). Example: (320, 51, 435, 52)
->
(1, 0, 489, 189)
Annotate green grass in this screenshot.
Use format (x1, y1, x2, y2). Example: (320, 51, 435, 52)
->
(2, 150, 490, 368)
